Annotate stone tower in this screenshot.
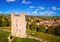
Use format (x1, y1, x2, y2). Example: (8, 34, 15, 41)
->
(11, 12, 26, 38)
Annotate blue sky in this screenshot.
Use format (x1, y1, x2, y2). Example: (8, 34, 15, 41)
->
(0, 0, 60, 16)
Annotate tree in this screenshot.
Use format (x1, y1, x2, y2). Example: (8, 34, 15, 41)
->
(55, 25, 60, 36)
(39, 24, 46, 32)
(0, 15, 3, 27)
(0, 18, 3, 27)
(31, 21, 37, 31)
(36, 26, 40, 32)
(2, 18, 9, 26)
(47, 26, 55, 35)
(26, 22, 30, 29)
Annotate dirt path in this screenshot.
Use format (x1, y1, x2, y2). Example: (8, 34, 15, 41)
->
(27, 35, 51, 42)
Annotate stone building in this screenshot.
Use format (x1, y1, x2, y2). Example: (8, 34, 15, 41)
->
(11, 12, 26, 38)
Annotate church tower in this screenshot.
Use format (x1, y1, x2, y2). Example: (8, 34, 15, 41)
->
(11, 12, 26, 38)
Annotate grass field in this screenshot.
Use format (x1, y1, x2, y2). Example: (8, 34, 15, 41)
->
(1, 27, 60, 42)
(0, 30, 40, 42)
(27, 29, 60, 42)
(0, 27, 11, 31)
(13, 37, 40, 42)
(0, 30, 10, 42)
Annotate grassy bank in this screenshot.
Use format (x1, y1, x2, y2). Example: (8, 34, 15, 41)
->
(0, 30, 10, 42)
(13, 37, 40, 42)
(27, 29, 60, 42)
(0, 30, 40, 42)
(0, 27, 11, 31)
(0, 27, 60, 42)
(35, 32, 60, 42)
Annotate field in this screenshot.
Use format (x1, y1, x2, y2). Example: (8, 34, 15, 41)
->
(27, 29, 60, 42)
(0, 30, 10, 42)
(0, 27, 60, 42)
(0, 30, 40, 42)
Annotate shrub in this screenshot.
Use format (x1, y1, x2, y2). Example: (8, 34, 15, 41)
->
(39, 24, 46, 32)
(55, 25, 60, 36)
(47, 26, 55, 35)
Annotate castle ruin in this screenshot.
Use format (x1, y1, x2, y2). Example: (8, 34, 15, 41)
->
(11, 12, 26, 38)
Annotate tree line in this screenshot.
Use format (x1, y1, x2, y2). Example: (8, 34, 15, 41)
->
(0, 14, 60, 36)
(0, 14, 11, 27)
(27, 20, 60, 36)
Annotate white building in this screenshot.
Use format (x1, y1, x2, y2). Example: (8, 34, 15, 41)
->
(11, 12, 26, 38)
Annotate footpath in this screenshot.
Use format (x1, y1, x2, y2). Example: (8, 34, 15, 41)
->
(27, 35, 51, 42)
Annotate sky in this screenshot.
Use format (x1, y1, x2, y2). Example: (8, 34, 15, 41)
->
(0, 0, 60, 16)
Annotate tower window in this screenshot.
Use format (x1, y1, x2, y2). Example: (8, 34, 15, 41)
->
(16, 24, 17, 27)
(19, 30, 21, 33)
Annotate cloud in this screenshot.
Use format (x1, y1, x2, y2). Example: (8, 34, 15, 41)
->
(29, 6, 35, 9)
(26, 12, 34, 15)
(52, 7, 60, 10)
(57, 8, 60, 10)
(22, 0, 31, 4)
(26, 12, 31, 15)
(40, 11, 56, 16)
(0, 11, 2, 13)
(26, 10, 38, 15)
(52, 7, 56, 10)
(6, 0, 15, 2)
(0, 11, 2, 12)
(38, 6, 45, 10)
(32, 9, 39, 14)
(26, 11, 37, 15)
(33, 11, 37, 14)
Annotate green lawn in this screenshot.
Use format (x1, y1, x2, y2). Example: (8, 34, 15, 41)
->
(13, 37, 40, 42)
(0, 30, 40, 42)
(1, 27, 60, 42)
(0, 27, 11, 31)
(0, 30, 10, 42)
(27, 29, 60, 42)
